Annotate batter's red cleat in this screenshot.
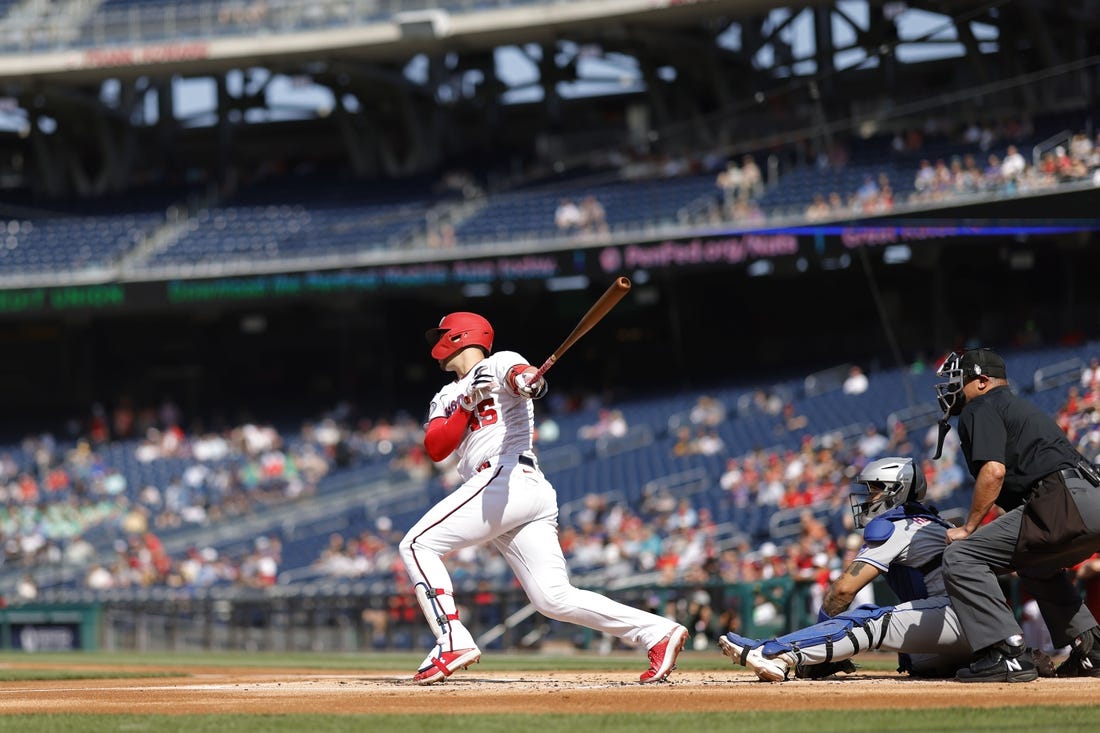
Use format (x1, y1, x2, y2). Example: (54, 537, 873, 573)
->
(413, 647, 482, 685)
(640, 625, 689, 683)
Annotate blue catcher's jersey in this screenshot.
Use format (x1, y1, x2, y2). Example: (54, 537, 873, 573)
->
(856, 504, 953, 602)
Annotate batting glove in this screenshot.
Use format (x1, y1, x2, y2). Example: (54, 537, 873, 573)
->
(459, 365, 497, 411)
(515, 371, 548, 400)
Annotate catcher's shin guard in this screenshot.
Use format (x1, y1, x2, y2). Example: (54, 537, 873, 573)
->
(414, 582, 457, 638)
(761, 604, 893, 663)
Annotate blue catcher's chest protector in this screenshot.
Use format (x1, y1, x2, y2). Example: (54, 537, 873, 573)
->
(863, 504, 953, 603)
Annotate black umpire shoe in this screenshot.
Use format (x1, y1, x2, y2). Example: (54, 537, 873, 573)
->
(1056, 626, 1100, 678)
(956, 640, 1038, 683)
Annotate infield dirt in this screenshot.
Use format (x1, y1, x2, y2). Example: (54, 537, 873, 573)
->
(0, 661, 1094, 715)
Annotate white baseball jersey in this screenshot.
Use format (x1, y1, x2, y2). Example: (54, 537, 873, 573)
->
(425, 350, 535, 480)
(401, 348, 680, 660)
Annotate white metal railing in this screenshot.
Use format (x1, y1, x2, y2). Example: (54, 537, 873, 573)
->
(558, 489, 627, 526)
(803, 363, 852, 397)
(886, 401, 942, 435)
(767, 503, 833, 540)
(1032, 128, 1073, 167)
(676, 191, 717, 225)
(1034, 357, 1084, 392)
(531, 442, 583, 475)
(735, 384, 795, 417)
(594, 424, 653, 459)
(641, 467, 710, 501)
(812, 421, 869, 450)
(476, 599, 539, 649)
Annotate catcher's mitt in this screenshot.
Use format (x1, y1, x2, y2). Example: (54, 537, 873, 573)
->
(794, 659, 858, 679)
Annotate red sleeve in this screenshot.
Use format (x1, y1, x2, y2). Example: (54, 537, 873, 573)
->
(424, 409, 477, 462)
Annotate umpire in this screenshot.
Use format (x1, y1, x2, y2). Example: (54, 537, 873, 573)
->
(933, 348, 1100, 682)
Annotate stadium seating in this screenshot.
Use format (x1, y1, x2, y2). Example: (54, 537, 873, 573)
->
(0, 212, 161, 276)
(0, 108, 1093, 278)
(0, 188, 200, 277)
(453, 173, 718, 244)
(141, 175, 449, 268)
(757, 114, 1092, 220)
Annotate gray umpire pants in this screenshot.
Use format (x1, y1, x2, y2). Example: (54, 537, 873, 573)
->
(941, 475, 1100, 652)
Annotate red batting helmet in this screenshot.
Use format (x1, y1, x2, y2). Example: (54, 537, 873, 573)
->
(425, 312, 494, 361)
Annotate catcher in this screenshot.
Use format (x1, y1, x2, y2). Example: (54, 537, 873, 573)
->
(720, 456, 1055, 681)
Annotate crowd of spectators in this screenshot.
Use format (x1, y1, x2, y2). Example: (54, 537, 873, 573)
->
(715, 155, 765, 217)
(1055, 357, 1100, 465)
(310, 526, 401, 582)
(803, 123, 1100, 222)
(6, 352, 1100, 651)
(908, 132, 1098, 204)
(577, 408, 629, 442)
(0, 399, 425, 595)
(554, 195, 610, 239)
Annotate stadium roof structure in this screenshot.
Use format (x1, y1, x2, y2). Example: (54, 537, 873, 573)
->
(0, 0, 1097, 195)
(0, 1, 819, 82)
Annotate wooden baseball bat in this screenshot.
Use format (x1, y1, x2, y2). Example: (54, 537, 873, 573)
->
(530, 276, 632, 382)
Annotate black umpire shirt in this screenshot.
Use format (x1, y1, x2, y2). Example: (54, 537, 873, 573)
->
(957, 385, 1081, 510)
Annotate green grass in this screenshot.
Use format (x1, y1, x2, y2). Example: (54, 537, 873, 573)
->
(0, 709, 1097, 733)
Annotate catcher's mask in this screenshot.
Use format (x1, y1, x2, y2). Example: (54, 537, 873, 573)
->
(425, 312, 494, 362)
(850, 456, 926, 529)
(933, 348, 1007, 420)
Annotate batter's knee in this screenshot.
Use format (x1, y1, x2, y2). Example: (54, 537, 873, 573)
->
(527, 586, 574, 621)
(397, 531, 419, 565)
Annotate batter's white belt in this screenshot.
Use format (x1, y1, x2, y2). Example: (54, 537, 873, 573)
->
(476, 454, 537, 473)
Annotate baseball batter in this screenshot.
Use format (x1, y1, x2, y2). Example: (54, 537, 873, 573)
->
(399, 312, 688, 685)
(720, 457, 1054, 681)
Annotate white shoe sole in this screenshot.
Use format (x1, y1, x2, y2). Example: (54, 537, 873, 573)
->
(413, 648, 482, 685)
(718, 636, 789, 682)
